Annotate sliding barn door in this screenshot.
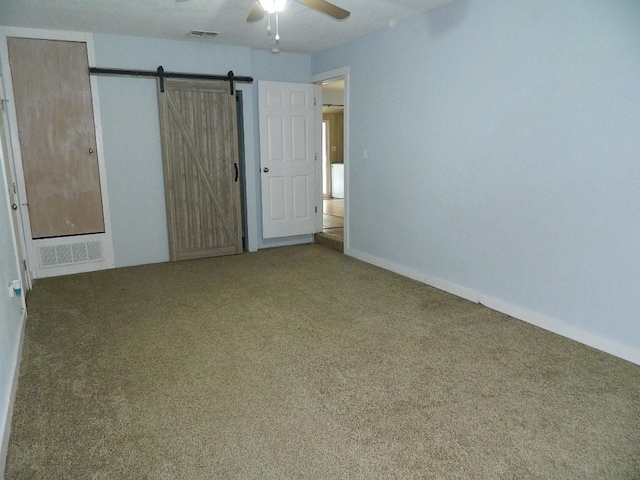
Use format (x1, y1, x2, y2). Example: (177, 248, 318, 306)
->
(8, 38, 105, 238)
(158, 78, 243, 261)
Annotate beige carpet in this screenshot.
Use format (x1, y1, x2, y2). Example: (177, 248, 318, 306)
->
(5, 245, 640, 479)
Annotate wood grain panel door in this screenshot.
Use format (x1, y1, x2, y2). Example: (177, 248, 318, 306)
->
(7, 37, 105, 239)
(158, 78, 243, 261)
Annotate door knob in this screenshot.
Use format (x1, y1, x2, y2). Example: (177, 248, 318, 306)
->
(11, 203, 18, 210)
(263, 167, 269, 173)
(88, 148, 94, 154)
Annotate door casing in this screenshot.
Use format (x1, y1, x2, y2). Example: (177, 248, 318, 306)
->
(312, 67, 350, 252)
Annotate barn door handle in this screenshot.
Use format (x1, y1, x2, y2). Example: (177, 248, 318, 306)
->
(234, 163, 239, 182)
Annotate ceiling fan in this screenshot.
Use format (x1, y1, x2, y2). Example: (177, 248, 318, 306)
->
(247, 0, 350, 46)
(247, 0, 350, 22)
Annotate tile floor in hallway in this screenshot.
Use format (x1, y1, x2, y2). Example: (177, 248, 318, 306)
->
(323, 198, 344, 241)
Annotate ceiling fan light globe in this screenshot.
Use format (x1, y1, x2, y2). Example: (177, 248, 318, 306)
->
(258, 0, 287, 14)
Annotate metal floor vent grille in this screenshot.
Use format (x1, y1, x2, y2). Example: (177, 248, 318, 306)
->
(39, 240, 103, 268)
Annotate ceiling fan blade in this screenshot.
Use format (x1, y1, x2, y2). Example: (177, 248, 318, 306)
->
(246, 1, 265, 23)
(295, 0, 350, 20)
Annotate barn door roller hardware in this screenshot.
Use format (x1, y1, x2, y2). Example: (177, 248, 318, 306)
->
(89, 66, 253, 94)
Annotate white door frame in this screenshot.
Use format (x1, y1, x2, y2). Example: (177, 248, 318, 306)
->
(0, 79, 29, 299)
(0, 27, 115, 279)
(312, 67, 350, 252)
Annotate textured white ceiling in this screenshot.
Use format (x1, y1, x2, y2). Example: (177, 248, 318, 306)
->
(0, 0, 455, 53)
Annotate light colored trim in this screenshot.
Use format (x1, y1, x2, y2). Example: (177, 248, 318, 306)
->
(0, 30, 38, 281)
(0, 309, 27, 477)
(314, 84, 323, 233)
(312, 67, 349, 251)
(311, 66, 350, 86)
(0, 26, 93, 43)
(347, 247, 640, 366)
(260, 234, 314, 249)
(85, 36, 115, 270)
(0, 27, 115, 279)
(0, 78, 29, 298)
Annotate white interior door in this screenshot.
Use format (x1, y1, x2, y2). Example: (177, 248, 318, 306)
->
(259, 81, 320, 239)
(0, 79, 29, 295)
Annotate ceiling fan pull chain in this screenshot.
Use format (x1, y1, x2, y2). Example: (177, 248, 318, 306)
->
(245, 0, 351, 48)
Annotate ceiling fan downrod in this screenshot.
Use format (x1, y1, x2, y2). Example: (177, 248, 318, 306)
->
(247, 0, 350, 49)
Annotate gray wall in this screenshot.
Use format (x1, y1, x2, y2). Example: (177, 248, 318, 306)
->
(312, 0, 640, 360)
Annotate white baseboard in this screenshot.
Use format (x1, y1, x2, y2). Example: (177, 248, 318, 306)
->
(259, 234, 314, 250)
(0, 309, 27, 479)
(347, 248, 640, 366)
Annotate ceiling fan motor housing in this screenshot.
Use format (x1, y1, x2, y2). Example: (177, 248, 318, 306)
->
(258, 0, 287, 14)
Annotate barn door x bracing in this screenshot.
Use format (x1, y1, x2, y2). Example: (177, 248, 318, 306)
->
(158, 78, 243, 261)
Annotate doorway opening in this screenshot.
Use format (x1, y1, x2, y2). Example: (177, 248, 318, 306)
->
(318, 77, 345, 248)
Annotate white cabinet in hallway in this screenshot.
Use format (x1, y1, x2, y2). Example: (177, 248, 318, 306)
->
(331, 163, 344, 198)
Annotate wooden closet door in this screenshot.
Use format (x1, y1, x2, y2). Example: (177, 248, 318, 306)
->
(8, 37, 104, 239)
(158, 78, 243, 261)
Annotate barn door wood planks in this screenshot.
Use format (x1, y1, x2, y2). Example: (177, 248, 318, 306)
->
(158, 78, 243, 261)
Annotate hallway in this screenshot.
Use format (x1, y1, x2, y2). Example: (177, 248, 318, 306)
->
(323, 198, 343, 241)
